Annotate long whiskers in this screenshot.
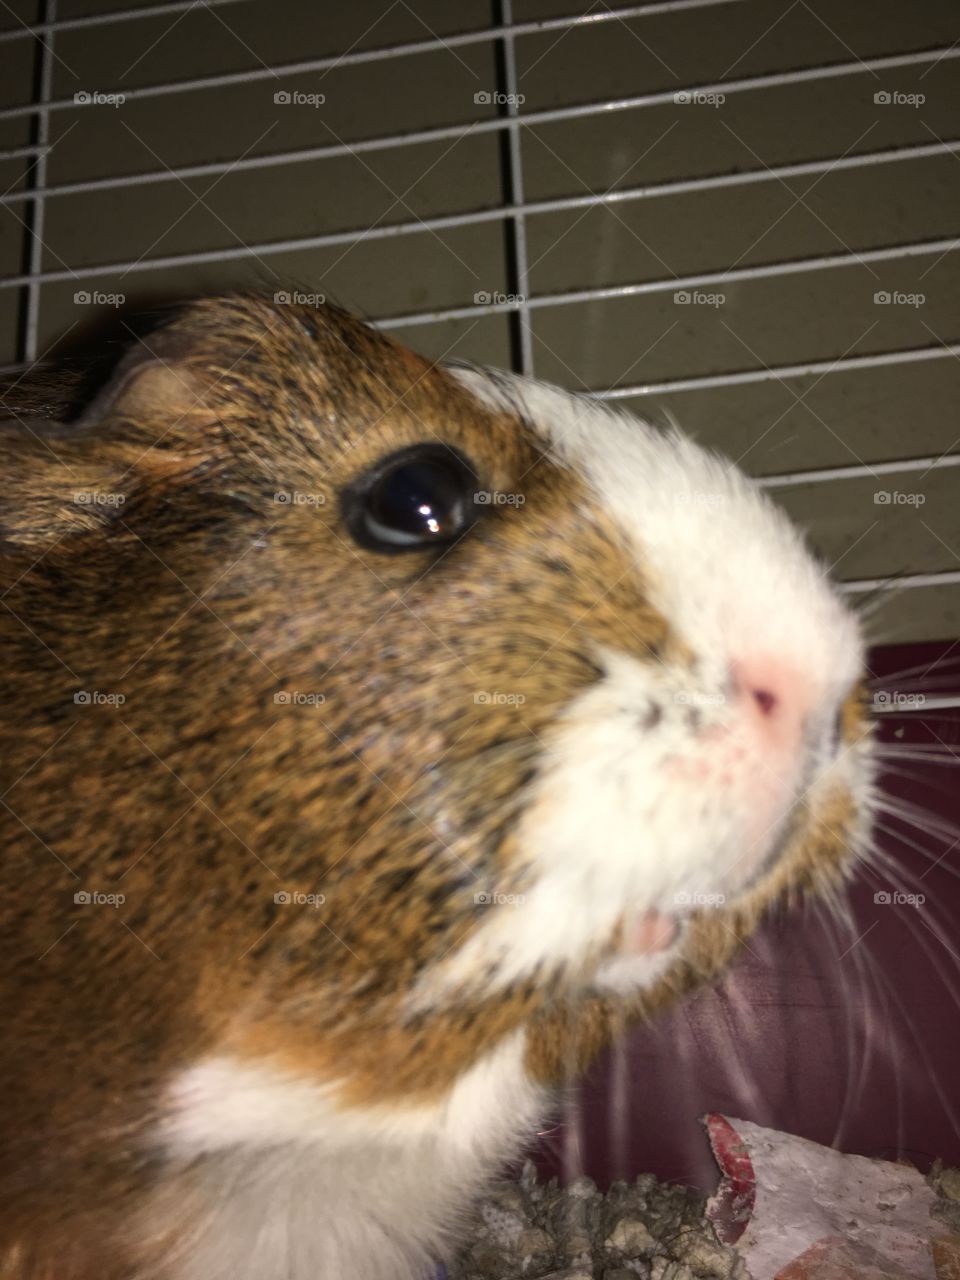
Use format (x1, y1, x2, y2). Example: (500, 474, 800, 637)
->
(818, 904, 882, 1151)
(867, 647, 960, 686)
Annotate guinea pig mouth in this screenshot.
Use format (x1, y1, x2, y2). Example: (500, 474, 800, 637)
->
(618, 911, 680, 957)
(610, 814, 802, 966)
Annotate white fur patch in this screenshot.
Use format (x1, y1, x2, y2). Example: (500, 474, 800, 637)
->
(433, 367, 872, 999)
(154, 1032, 547, 1280)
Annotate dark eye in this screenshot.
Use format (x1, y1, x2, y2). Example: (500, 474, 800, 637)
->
(342, 444, 480, 552)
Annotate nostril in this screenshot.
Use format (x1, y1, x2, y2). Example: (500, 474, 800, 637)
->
(729, 659, 789, 719)
(752, 687, 778, 717)
(729, 658, 808, 730)
(730, 657, 811, 742)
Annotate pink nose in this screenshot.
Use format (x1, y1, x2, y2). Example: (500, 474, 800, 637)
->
(729, 657, 808, 743)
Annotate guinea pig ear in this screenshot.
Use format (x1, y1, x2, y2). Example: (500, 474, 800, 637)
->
(0, 333, 215, 551)
(73, 328, 204, 435)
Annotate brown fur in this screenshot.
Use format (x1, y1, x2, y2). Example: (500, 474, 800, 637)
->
(0, 294, 869, 1274)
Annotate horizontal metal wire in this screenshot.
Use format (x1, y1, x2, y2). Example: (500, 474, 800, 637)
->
(3, 120, 957, 217)
(0, 143, 55, 164)
(758, 453, 960, 490)
(4, 195, 953, 302)
(0, 0, 738, 50)
(0, 0, 742, 124)
(0, 39, 952, 151)
(0, 0, 246, 43)
(378, 235, 959, 328)
(871, 692, 960, 712)
(840, 570, 960, 594)
(596, 342, 960, 398)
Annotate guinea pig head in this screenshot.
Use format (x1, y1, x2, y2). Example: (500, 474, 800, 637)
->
(0, 294, 874, 1116)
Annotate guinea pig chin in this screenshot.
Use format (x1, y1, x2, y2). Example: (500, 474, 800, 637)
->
(412, 640, 867, 1008)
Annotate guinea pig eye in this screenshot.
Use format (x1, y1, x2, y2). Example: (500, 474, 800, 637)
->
(342, 444, 480, 552)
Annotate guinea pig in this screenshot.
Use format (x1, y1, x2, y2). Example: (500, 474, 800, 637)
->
(0, 293, 873, 1280)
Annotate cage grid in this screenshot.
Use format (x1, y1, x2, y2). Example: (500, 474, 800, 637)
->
(2, 0, 960, 655)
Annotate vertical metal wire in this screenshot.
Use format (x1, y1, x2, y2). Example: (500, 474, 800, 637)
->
(22, 0, 56, 364)
(561, 1079, 586, 1183)
(495, 0, 534, 377)
(609, 1029, 631, 1179)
